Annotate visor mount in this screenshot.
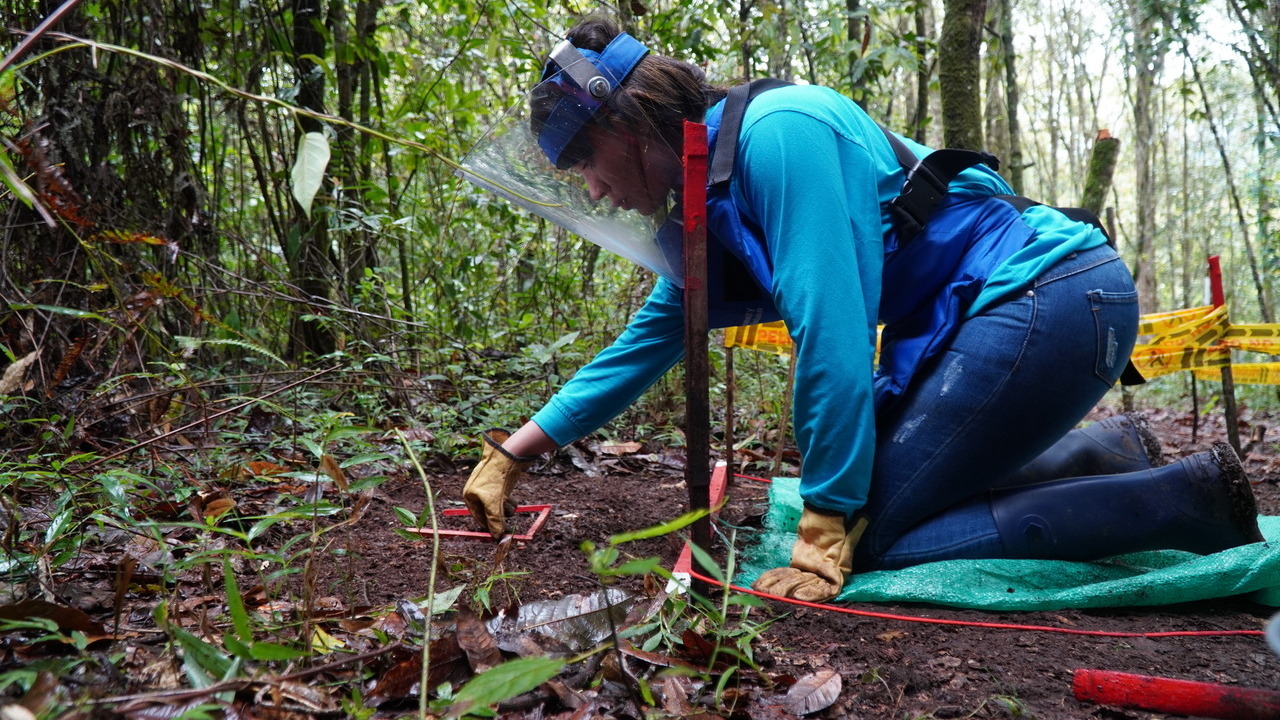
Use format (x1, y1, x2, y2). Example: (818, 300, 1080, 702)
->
(587, 76, 611, 99)
(536, 33, 651, 170)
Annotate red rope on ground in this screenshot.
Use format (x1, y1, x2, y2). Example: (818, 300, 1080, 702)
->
(685, 566, 1265, 639)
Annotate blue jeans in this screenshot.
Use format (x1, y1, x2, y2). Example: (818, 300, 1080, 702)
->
(854, 244, 1139, 571)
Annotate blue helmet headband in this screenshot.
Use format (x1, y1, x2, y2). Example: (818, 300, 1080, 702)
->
(535, 32, 650, 169)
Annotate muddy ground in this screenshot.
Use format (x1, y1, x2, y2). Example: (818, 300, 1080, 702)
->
(310, 403, 1280, 719)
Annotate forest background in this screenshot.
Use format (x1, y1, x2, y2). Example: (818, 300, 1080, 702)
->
(3, 0, 1280, 452)
(1, 0, 1280, 715)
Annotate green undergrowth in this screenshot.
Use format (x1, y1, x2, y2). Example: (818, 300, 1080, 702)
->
(0, 369, 780, 718)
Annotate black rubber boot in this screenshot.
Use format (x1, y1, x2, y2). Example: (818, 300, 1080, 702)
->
(991, 442, 1265, 560)
(998, 414, 1165, 488)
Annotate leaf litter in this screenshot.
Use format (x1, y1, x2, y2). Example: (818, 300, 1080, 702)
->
(1, 405, 1278, 718)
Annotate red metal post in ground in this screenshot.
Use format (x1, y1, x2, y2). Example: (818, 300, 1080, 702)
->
(1074, 669, 1280, 720)
(682, 120, 712, 558)
(1207, 255, 1242, 454)
(1208, 254, 1227, 308)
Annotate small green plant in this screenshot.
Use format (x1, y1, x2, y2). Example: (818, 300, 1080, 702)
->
(991, 693, 1034, 718)
(471, 568, 531, 613)
(220, 560, 307, 662)
(580, 508, 773, 703)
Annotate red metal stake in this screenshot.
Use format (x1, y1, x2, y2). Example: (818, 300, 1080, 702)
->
(1207, 254, 1242, 454)
(1208, 254, 1226, 308)
(682, 120, 712, 559)
(1074, 669, 1280, 720)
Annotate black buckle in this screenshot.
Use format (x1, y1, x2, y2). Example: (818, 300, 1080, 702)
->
(888, 161, 948, 243)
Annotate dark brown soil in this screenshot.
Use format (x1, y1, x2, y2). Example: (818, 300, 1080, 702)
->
(311, 404, 1280, 719)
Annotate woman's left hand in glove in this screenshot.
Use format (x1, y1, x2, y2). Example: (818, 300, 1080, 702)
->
(752, 507, 868, 602)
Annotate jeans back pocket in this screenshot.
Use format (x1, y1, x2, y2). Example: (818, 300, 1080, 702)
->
(1089, 289, 1139, 385)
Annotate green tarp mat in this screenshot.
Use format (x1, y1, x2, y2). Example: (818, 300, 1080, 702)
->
(735, 477, 1280, 611)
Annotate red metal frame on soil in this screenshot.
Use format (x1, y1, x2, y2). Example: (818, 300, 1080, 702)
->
(672, 463, 766, 577)
(406, 504, 553, 541)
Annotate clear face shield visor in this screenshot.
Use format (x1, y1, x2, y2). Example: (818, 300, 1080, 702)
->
(458, 33, 687, 285)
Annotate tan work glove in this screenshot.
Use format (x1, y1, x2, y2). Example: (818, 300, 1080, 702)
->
(462, 429, 534, 537)
(752, 507, 868, 602)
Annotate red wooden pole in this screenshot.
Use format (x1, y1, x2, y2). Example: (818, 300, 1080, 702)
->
(1074, 669, 1280, 720)
(682, 120, 712, 557)
(1207, 254, 1242, 454)
(1208, 254, 1226, 308)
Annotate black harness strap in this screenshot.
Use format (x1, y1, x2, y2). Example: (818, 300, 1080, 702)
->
(709, 80, 1145, 385)
(709, 78, 793, 186)
(997, 195, 1117, 250)
(878, 127, 1000, 245)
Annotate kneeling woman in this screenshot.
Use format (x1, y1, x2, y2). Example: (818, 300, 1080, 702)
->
(460, 16, 1264, 602)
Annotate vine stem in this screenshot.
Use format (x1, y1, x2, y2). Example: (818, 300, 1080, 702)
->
(20, 32, 565, 209)
(0, 0, 83, 74)
(395, 429, 441, 720)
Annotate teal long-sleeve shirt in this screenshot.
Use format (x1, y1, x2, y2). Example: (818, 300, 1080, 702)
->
(531, 85, 1103, 516)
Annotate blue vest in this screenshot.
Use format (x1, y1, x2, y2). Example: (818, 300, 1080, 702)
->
(873, 195, 1033, 408)
(698, 102, 1034, 410)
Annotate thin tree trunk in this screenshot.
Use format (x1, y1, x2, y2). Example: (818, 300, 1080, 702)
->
(911, 1, 930, 142)
(1179, 37, 1273, 321)
(1126, 0, 1160, 312)
(1080, 130, 1120, 218)
(939, 0, 987, 150)
(983, 1, 1008, 163)
(997, 0, 1023, 194)
(768, 0, 792, 80)
(796, 14, 820, 85)
(848, 0, 867, 105)
(1226, 0, 1280, 124)
(1180, 89, 1195, 310)
(1045, 35, 1062, 204)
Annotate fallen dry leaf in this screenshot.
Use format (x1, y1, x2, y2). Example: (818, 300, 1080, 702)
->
(202, 497, 236, 522)
(659, 675, 694, 716)
(365, 636, 465, 707)
(319, 453, 347, 491)
(783, 669, 841, 715)
(596, 441, 642, 456)
(456, 611, 502, 672)
(0, 351, 37, 396)
(244, 461, 290, 477)
(680, 628, 719, 666)
(0, 600, 106, 636)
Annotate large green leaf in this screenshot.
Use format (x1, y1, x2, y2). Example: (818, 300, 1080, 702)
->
(291, 131, 330, 219)
(447, 656, 565, 718)
(171, 626, 233, 688)
(0, 152, 39, 210)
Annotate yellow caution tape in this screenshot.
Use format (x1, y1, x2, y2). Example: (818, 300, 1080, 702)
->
(724, 305, 1280, 385)
(1224, 323, 1280, 338)
(1136, 305, 1215, 335)
(1130, 344, 1231, 379)
(724, 321, 793, 357)
(725, 321, 888, 357)
(1193, 362, 1280, 385)
(1145, 305, 1228, 348)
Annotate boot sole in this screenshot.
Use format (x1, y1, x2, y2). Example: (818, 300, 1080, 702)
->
(1210, 442, 1265, 545)
(1096, 413, 1165, 468)
(1129, 412, 1166, 468)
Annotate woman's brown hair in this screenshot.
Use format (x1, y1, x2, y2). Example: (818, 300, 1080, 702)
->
(531, 16, 727, 161)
